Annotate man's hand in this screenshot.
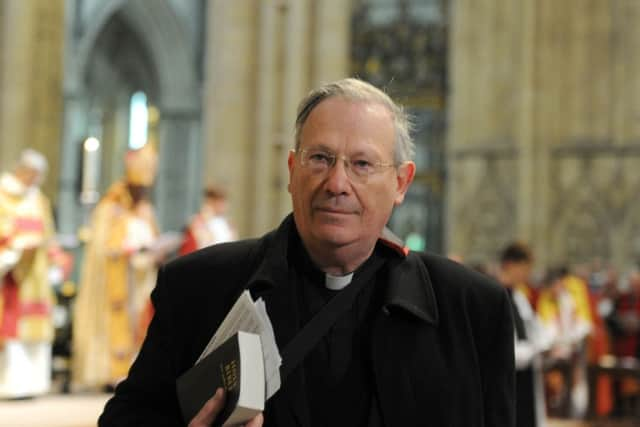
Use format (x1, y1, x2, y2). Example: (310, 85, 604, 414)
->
(188, 388, 264, 427)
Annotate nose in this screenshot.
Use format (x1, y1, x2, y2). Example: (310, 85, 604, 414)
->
(323, 157, 351, 195)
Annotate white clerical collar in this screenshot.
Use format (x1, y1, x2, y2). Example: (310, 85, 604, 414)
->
(325, 272, 354, 290)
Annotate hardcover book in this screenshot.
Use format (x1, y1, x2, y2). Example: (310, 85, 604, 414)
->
(176, 331, 265, 426)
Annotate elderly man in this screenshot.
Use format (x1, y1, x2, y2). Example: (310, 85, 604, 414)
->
(99, 78, 515, 426)
(0, 149, 57, 398)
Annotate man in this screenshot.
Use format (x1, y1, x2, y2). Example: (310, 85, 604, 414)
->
(498, 242, 548, 427)
(605, 268, 640, 414)
(99, 78, 515, 426)
(179, 184, 237, 255)
(73, 143, 167, 391)
(0, 149, 58, 398)
(537, 267, 592, 417)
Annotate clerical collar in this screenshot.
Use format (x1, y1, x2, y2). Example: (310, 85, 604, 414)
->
(325, 272, 354, 290)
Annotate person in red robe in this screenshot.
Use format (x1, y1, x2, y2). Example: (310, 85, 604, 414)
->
(179, 184, 236, 256)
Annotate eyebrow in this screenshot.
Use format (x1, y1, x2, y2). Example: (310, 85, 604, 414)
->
(306, 144, 386, 160)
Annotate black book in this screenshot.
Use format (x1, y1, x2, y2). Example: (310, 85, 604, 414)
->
(176, 331, 265, 426)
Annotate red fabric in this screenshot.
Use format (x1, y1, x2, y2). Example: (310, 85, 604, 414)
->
(179, 229, 198, 256)
(14, 217, 44, 232)
(587, 293, 613, 416)
(0, 274, 19, 338)
(20, 302, 50, 316)
(379, 237, 409, 257)
(136, 301, 155, 346)
(614, 293, 640, 357)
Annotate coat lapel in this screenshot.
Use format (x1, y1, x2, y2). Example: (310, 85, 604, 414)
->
(371, 252, 439, 427)
(241, 218, 441, 427)
(251, 279, 310, 427)
(371, 311, 418, 427)
(245, 216, 311, 427)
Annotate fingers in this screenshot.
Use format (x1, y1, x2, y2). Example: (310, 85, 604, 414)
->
(245, 413, 264, 427)
(188, 388, 226, 427)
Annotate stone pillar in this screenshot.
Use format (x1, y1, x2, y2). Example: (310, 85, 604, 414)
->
(253, 0, 280, 233)
(447, 0, 526, 262)
(156, 110, 201, 232)
(202, 0, 352, 237)
(57, 93, 88, 236)
(203, 0, 258, 237)
(277, 0, 312, 219)
(516, 0, 537, 248)
(0, 0, 64, 202)
(311, 0, 351, 86)
(0, 0, 32, 170)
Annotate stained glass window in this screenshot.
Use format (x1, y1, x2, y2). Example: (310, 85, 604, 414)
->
(351, 0, 448, 253)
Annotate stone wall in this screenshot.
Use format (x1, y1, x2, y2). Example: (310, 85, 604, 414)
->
(0, 0, 64, 202)
(448, 0, 640, 269)
(202, 0, 351, 237)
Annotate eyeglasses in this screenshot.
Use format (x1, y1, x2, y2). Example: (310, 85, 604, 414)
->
(296, 148, 397, 184)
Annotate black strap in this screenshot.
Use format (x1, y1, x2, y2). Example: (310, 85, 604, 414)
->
(279, 256, 384, 381)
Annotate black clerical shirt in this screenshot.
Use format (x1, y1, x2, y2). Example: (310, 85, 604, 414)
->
(289, 235, 387, 427)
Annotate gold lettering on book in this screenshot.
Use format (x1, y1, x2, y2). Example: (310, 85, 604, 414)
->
(221, 359, 239, 391)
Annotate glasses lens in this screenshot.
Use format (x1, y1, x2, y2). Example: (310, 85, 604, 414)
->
(299, 149, 375, 184)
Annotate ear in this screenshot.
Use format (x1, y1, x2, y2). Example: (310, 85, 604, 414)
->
(287, 150, 296, 194)
(393, 161, 416, 205)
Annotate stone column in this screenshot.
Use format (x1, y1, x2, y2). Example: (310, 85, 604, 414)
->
(0, 0, 32, 170)
(311, 0, 351, 86)
(516, 0, 537, 248)
(447, 0, 525, 262)
(0, 0, 64, 201)
(201, 0, 352, 237)
(57, 92, 89, 236)
(253, 0, 280, 233)
(155, 110, 201, 232)
(277, 0, 312, 219)
(203, 0, 258, 237)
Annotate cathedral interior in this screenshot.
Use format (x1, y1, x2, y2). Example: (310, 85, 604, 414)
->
(0, 0, 639, 426)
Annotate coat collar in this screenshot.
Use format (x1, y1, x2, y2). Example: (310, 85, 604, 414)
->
(243, 214, 438, 427)
(246, 214, 438, 325)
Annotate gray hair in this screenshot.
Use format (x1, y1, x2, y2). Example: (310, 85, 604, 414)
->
(294, 78, 415, 164)
(19, 148, 48, 174)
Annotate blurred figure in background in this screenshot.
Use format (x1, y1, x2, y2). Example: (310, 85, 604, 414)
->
(498, 241, 548, 427)
(0, 149, 64, 398)
(72, 143, 170, 391)
(607, 268, 640, 413)
(179, 184, 236, 256)
(537, 267, 593, 418)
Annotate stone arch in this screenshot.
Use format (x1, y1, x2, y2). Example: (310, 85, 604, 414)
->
(75, 0, 197, 111)
(58, 0, 203, 234)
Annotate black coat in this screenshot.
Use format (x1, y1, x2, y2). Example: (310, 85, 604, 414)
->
(99, 215, 515, 427)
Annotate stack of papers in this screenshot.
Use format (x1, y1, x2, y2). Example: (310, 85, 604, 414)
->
(196, 291, 282, 399)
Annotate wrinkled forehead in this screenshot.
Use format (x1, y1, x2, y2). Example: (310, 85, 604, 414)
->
(300, 98, 395, 148)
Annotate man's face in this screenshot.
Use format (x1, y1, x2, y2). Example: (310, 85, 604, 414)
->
(203, 198, 227, 216)
(16, 166, 41, 188)
(503, 261, 532, 285)
(288, 97, 415, 255)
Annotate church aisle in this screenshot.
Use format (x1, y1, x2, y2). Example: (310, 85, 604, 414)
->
(0, 393, 110, 427)
(0, 391, 635, 427)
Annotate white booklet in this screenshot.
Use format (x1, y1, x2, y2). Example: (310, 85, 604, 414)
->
(196, 290, 282, 399)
